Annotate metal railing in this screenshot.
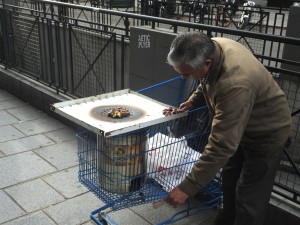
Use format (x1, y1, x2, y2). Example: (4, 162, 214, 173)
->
(45, 0, 291, 34)
(11, 0, 292, 35)
(0, 0, 299, 204)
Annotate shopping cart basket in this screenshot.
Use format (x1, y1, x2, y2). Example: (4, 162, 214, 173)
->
(56, 76, 222, 225)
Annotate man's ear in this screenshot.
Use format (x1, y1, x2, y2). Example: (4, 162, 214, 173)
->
(205, 59, 213, 68)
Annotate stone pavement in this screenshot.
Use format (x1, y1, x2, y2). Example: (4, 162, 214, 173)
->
(0, 88, 217, 225)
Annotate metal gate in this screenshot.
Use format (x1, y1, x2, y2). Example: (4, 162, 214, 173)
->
(0, 7, 117, 97)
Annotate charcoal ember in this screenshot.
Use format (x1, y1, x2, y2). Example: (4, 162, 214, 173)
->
(107, 107, 131, 118)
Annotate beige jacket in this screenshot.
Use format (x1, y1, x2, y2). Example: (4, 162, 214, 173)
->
(178, 38, 291, 197)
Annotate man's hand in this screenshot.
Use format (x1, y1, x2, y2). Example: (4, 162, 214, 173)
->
(165, 187, 189, 208)
(179, 101, 194, 111)
(162, 101, 194, 116)
(162, 107, 184, 116)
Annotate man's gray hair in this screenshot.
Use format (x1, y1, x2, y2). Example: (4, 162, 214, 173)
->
(167, 32, 215, 69)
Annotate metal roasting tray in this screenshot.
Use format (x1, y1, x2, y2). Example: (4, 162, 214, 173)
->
(51, 89, 188, 137)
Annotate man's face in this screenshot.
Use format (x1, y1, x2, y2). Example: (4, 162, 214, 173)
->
(174, 60, 212, 80)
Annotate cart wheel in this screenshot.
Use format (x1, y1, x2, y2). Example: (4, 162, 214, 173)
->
(100, 219, 108, 225)
(98, 213, 109, 225)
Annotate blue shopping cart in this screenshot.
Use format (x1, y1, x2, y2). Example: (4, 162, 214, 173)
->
(75, 76, 222, 225)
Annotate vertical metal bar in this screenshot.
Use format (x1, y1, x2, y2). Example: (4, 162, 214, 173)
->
(0, 8, 8, 67)
(41, 17, 48, 82)
(113, 33, 117, 91)
(42, 3, 46, 18)
(258, 9, 263, 33)
(8, 10, 16, 68)
(50, 4, 54, 20)
(261, 38, 267, 65)
(47, 18, 54, 86)
(55, 20, 62, 94)
(62, 22, 69, 94)
(69, 24, 75, 95)
(263, 11, 269, 34)
(124, 17, 129, 37)
(121, 35, 125, 90)
(37, 16, 43, 81)
(174, 25, 178, 33)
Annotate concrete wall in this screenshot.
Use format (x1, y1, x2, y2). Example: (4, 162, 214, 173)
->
(0, 66, 78, 129)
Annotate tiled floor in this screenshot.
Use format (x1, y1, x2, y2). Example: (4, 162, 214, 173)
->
(0, 87, 299, 225)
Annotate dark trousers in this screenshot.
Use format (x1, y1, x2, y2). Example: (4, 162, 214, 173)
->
(215, 144, 284, 225)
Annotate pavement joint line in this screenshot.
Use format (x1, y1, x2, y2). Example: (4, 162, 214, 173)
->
(2, 188, 27, 214)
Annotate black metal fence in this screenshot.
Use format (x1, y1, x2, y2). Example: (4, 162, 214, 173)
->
(0, 4, 118, 97)
(47, 0, 290, 34)
(0, 0, 299, 204)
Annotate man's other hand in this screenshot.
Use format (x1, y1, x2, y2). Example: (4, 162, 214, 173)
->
(165, 187, 189, 208)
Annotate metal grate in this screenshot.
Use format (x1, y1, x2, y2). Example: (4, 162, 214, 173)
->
(70, 25, 116, 97)
(11, 14, 41, 78)
(274, 73, 300, 201)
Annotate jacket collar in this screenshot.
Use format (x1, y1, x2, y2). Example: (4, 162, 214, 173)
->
(207, 40, 224, 85)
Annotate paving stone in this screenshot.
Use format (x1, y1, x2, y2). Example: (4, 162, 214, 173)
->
(5, 178, 64, 212)
(13, 117, 66, 135)
(45, 127, 77, 143)
(0, 125, 26, 143)
(171, 208, 216, 225)
(34, 139, 78, 170)
(0, 151, 56, 188)
(0, 134, 55, 155)
(105, 208, 151, 225)
(45, 192, 102, 225)
(43, 167, 88, 198)
(7, 105, 47, 121)
(130, 198, 216, 225)
(2, 211, 57, 225)
(0, 190, 25, 224)
(0, 111, 19, 126)
(0, 99, 27, 110)
(0, 90, 16, 101)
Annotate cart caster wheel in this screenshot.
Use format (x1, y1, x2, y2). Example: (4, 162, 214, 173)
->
(99, 219, 108, 225)
(98, 213, 109, 225)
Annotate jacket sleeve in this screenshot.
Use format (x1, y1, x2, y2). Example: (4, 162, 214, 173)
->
(188, 84, 205, 106)
(178, 84, 256, 197)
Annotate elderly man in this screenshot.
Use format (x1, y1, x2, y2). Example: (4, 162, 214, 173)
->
(165, 32, 291, 225)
